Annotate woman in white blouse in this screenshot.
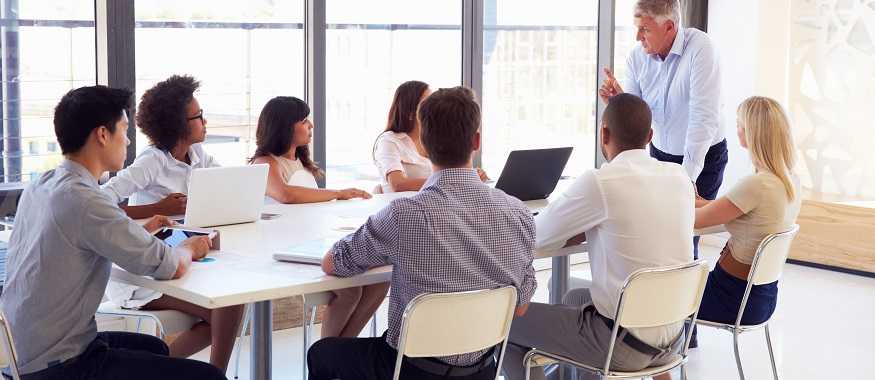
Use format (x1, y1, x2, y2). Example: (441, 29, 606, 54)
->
(101, 75, 243, 372)
(250, 96, 370, 203)
(373, 81, 434, 193)
(250, 96, 380, 339)
(374, 81, 487, 193)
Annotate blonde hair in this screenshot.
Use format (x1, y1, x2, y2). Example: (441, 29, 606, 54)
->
(737, 96, 797, 200)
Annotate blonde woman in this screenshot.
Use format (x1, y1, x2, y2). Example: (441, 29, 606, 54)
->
(694, 96, 802, 325)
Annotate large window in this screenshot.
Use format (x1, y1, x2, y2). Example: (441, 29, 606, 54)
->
(135, 0, 304, 166)
(612, 1, 639, 89)
(0, 0, 95, 183)
(481, 0, 599, 178)
(325, 0, 462, 189)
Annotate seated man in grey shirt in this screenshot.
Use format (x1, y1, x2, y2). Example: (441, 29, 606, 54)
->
(307, 87, 537, 380)
(0, 86, 226, 380)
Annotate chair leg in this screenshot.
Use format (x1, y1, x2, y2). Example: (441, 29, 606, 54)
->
(234, 307, 251, 379)
(370, 314, 378, 337)
(765, 324, 779, 380)
(524, 356, 532, 380)
(135, 317, 142, 334)
(733, 331, 745, 380)
(302, 305, 318, 380)
(302, 305, 310, 380)
(681, 364, 688, 380)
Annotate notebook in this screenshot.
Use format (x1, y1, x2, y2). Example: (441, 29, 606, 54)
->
(272, 237, 338, 265)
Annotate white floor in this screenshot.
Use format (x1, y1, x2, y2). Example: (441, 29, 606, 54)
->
(193, 240, 875, 379)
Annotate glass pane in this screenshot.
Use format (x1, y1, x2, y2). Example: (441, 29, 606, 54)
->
(135, 1, 305, 166)
(325, 0, 462, 189)
(612, 0, 638, 86)
(482, 0, 599, 177)
(1, 0, 96, 183)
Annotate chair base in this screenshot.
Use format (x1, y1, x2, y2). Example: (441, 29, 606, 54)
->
(524, 349, 686, 380)
(696, 320, 780, 380)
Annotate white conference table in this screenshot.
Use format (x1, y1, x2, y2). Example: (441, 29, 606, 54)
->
(111, 192, 564, 380)
(110, 191, 720, 380)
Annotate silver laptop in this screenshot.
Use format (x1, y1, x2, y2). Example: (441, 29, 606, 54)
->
(272, 237, 338, 265)
(183, 164, 269, 228)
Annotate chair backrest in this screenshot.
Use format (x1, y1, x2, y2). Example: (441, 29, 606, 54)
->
(615, 260, 710, 329)
(749, 225, 800, 285)
(396, 286, 517, 358)
(0, 310, 21, 380)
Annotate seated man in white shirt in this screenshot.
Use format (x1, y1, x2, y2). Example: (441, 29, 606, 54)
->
(501, 93, 695, 380)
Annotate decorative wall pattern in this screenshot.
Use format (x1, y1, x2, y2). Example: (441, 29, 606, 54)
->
(790, 0, 875, 201)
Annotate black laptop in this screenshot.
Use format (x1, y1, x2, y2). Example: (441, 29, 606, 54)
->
(494, 147, 573, 201)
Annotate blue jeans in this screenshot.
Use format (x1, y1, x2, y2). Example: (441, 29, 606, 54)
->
(650, 140, 729, 259)
(19, 332, 226, 380)
(697, 263, 779, 325)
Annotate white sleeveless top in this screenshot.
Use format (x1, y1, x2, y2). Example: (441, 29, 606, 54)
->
(265, 155, 319, 204)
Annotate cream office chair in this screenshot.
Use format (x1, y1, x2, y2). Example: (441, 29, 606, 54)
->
(0, 310, 21, 380)
(293, 291, 381, 379)
(696, 225, 800, 380)
(392, 286, 517, 380)
(96, 301, 201, 341)
(523, 260, 709, 380)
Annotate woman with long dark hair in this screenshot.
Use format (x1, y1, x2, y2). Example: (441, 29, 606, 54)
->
(372, 81, 434, 193)
(251, 96, 384, 339)
(374, 81, 488, 193)
(250, 96, 370, 203)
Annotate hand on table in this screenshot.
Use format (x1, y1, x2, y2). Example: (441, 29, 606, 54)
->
(336, 188, 372, 200)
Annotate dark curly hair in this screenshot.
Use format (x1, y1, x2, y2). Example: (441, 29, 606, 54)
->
(136, 75, 200, 151)
(250, 96, 323, 179)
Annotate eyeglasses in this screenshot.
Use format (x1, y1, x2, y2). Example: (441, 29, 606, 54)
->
(187, 110, 205, 124)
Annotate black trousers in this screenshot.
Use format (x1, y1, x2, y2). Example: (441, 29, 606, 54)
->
(308, 336, 497, 380)
(19, 332, 226, 380)
(650, 139, 729, 259)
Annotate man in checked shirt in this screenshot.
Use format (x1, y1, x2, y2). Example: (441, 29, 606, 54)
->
(307, 86, 537, 380)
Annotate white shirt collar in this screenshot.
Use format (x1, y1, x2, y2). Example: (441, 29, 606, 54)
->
(608, 148, 651, 163)
(161, 144, 202, 167)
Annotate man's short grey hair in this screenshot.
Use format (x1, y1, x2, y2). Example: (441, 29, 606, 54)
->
(634, 0, 681, 25)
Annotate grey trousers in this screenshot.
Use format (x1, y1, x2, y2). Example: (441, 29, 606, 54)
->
(502, 287, 681, 380)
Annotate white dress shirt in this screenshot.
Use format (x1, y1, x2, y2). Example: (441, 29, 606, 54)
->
(102, 144, 220, 206)
(373, 131, 432, 193)
(101, 143, 219, 308)
(624, 27, 724, 181)
(535, 149, 695, 347)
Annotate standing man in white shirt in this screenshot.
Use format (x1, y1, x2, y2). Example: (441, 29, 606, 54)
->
(600, 0, 726, 260)
(501, 94, 694, 380)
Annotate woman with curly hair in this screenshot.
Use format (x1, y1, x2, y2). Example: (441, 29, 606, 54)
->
(101, 75, 243, 373)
